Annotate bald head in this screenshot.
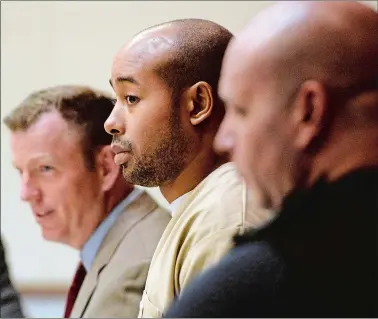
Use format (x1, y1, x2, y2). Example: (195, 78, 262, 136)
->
(222, 1, 378, 103)
(116, 19, 233, 101)
(216, 1, 378, 209)
(106, 19, 232, 193)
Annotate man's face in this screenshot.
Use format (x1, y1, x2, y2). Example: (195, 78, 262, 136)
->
(11, 111, 105, 248)
(105, 44, 191, 187)
(215, 42, 297, 209)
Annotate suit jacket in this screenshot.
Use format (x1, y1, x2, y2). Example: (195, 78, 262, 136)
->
(165, 167, 378, 318)
(0, 237, 24, 318)
(138, 163, 274, 317)
(70, 191, 170, 318)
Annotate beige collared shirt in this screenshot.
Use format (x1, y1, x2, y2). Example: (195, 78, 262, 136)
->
(138, 162, 274, 318)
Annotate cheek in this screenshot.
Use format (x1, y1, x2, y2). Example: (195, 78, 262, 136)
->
(231, 126, 254, 178)
(232, 120, 270, 185)
(135, 116, 173, 154)
(55, 174, 98, 215)
(51, 182, 81, 222)
(247, 116, 293, 189)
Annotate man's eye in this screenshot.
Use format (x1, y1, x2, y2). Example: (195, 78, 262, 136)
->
(111, 98, 117, 106)
(40, 165, 53, 173)
(125, 95, 140, 105)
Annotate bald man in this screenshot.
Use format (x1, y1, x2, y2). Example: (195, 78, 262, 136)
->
(165, 2, 378, 317)
(105, 19, 273, 317)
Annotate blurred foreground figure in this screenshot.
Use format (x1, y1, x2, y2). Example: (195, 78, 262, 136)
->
(166, 2, 378, 317)
(0, 237, 24, 318)
(3, 86, 170, 318)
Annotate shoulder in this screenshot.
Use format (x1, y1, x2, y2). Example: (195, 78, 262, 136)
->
(175, 163, 272, 249)
(144, 203, 171, 227)
(197, 240, 284, 289)
(102, 193, 169, 266)
(0, 238, 24, 318)
(85, 261, 149, 317)
(166, 240, 284, 317)
(182, 163, 247, 229)
(122, 190, 170, 242)
(130, 194, 171, 249)
(170, 164, 249, 262)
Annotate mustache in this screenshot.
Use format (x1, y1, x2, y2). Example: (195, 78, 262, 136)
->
(111, 136, 133, 153)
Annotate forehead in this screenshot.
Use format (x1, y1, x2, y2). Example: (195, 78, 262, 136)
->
(219, 39, 257, 106)
(111, 29, 176, 89)
(11, 111, 83, 164)
(126, 27, 176, 59)
(219, 34, 278, 107)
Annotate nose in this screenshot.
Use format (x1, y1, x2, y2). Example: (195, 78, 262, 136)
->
(104, 105, 125, 136)
(214, 116, 234, 155)
(20, 174, 41, 202)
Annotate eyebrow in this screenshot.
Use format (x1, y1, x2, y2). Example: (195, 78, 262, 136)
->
(12, 155, 54, 170)
(109, 76, 140, 88)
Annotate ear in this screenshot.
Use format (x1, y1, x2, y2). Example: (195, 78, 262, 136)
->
(94, 145, 121, 192)
(291, 80, 328, 151)
(186, 81, 214, 126)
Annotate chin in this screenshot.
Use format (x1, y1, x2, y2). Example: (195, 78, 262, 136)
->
(41, 229, 64, 244)
(121, 167, 135, 184)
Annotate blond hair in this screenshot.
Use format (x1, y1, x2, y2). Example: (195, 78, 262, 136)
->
(4, 85, 115, 169)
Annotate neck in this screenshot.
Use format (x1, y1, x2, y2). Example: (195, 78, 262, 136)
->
(160, 150, 227, 203)
(74, 181, 134, 250)
(307, 130, 378, 187)
(104, 181, 134, 215)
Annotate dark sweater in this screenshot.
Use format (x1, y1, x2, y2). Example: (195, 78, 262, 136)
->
(165, 167, 378, 317)
(0, 237, 24, 318)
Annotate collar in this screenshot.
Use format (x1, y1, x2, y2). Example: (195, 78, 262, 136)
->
(169, 192, 190, 217)
(234, 166, 378, 245)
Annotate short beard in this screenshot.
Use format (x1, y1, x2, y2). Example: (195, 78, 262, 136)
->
(122, 110, 192, 187)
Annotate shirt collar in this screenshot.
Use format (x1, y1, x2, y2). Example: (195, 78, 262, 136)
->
(169, 192, 190, 217)
(80, 187, 144, 271)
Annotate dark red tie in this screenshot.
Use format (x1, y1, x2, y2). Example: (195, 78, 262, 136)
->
(64, 262, 87, 318)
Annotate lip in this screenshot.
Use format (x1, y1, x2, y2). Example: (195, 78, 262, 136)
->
(111, 144, 129, 154)
(35, 210, 54, 223)
(114, 152, 131, 165)
(34, 209, 52, 217)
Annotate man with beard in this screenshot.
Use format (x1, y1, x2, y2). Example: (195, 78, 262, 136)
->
(105, 19, 273, 317)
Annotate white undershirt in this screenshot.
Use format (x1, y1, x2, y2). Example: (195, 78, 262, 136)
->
(169, 193, 190, 217)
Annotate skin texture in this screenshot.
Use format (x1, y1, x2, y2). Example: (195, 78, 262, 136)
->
(105, 20, 232, 203)
(108, 40, 191, 189)
(10, 110, 132, 249)
(214, 1, 378, 209)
